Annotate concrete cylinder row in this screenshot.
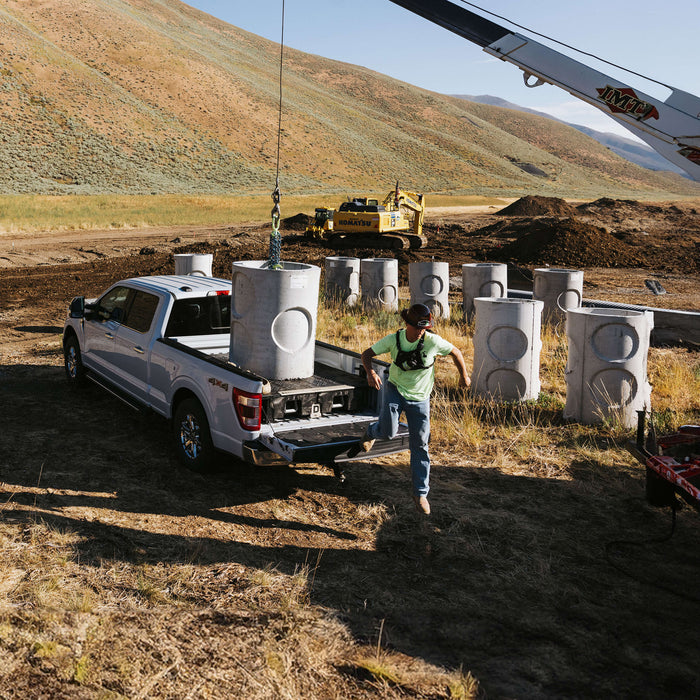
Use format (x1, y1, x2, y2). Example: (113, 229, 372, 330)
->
(325, 257, 401, 311)
(225, 255, 650, 426)
(471, 300, 652, 427)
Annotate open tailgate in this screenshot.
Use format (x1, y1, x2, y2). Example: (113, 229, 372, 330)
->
(256, 416, 409, 464)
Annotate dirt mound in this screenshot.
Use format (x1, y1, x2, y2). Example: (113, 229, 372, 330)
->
(492, 217, 650, 268)
(495, 195, 578, 217)
(576, 197, 658, 215)
(282, 213, 312, 230)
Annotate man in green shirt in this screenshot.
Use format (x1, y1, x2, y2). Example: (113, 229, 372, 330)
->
(357, 303, 470, 515)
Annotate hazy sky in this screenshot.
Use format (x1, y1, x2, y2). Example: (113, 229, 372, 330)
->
(184, 0, 699, 141)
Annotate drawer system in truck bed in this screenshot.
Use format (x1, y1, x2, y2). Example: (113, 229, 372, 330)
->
(262, 363, 371, 421)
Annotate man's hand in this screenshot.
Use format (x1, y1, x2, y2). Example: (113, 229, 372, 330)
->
(450, 347, 471, 389)
(367, 368, 383, 390)
(458, 373, 471, 389)
(361, 347, 382, 389)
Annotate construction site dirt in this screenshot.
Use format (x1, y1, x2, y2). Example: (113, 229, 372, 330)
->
(1, 197, 698, 322)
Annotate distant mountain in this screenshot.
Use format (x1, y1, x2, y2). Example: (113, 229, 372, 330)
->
(455, 95, 686, 176)
(0, 1, 697, 198)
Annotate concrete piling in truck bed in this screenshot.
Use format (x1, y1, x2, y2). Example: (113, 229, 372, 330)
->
(229, 260, 320, 380)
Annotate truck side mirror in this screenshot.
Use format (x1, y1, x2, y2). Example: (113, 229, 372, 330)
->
(69, 296, 85, 318)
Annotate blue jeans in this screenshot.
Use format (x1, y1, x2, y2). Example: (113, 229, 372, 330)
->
(367, 381, 431, 497)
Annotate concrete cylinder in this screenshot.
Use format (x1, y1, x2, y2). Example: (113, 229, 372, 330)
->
(462, 263, 507, 321)
(533, 268, 583, 321)
(409, 261, 450, 320)
(472, 298, 543, 401)
(229, 261, 321, 380)
(174, 253, 213, 277)
(360, 258, 399, 311)
(564, 308, 653, 428)
(325, 256, 360, 307)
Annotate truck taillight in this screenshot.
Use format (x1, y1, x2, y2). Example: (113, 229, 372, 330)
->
(233, 388, 262, 431)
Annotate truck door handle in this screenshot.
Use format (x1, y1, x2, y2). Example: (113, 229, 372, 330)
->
(104, 332, 114, 339)
(133, 346, 145, 354)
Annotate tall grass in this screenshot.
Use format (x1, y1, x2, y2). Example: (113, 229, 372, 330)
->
(0, 194, 510, 235)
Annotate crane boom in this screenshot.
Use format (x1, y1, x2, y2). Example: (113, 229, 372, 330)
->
(388, 0, 700, 181)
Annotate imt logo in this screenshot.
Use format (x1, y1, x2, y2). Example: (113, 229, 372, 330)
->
(596, 85, 660, 121)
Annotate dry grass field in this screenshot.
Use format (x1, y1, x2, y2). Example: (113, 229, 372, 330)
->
(1, 204, 699, 698)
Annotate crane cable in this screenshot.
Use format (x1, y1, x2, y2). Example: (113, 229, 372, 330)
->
(268, 0, 285, 269)
(456, 0, 674, 92)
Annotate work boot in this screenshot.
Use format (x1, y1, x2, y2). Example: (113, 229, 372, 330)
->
(413, 495, 431, 515)
(346, 429, 375, 458)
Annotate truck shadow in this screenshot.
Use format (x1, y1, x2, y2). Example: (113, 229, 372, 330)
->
(0, 364, 356, 539)
(2, 364, 700, 697)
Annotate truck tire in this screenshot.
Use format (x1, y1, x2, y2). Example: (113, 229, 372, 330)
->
(64, 335, 87, 387)
(172, 398, 216, 472)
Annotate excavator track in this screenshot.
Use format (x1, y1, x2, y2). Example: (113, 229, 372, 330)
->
(328, 233, 426, 250)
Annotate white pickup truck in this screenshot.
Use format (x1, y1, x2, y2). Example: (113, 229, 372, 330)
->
(63, 274, 409, 472)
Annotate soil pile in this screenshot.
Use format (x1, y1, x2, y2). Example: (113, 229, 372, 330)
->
(282, 213, 312, 230)
(495, 195, 578, 217)
(576, 197, 641, 213)
(492, 217, 650, 268)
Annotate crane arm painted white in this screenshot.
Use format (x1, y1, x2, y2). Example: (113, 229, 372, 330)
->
(389, 0, 700, 180)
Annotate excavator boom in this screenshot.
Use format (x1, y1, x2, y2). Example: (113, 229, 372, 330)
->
(389, 0, 700, 180)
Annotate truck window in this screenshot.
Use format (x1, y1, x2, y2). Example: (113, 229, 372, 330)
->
(165, 296, 231, 337)
(97, 285, 130, 323)
(124, 290, 160, 334)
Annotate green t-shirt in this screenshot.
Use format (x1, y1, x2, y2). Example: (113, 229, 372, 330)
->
(371, 329, 454, 401)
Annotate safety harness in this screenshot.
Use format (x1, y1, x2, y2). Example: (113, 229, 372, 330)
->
(393, 330, 434, 371)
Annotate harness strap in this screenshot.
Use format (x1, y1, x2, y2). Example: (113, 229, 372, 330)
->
(393, 330, 434, 371)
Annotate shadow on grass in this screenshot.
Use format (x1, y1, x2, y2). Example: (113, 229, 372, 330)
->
(2, 365, 700, 699)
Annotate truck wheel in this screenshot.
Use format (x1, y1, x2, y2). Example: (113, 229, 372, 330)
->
(173, 398, 216, 472)
(64, 335, 86, 387)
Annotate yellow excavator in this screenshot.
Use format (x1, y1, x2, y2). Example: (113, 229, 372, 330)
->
(305, 184, 427, 250)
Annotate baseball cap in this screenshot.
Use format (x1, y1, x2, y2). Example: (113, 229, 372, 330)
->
(400, 303, 433, 329)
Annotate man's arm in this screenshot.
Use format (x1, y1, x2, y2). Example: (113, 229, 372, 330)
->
(361, 347, 383, 390)
(449, 347, 471, 388)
